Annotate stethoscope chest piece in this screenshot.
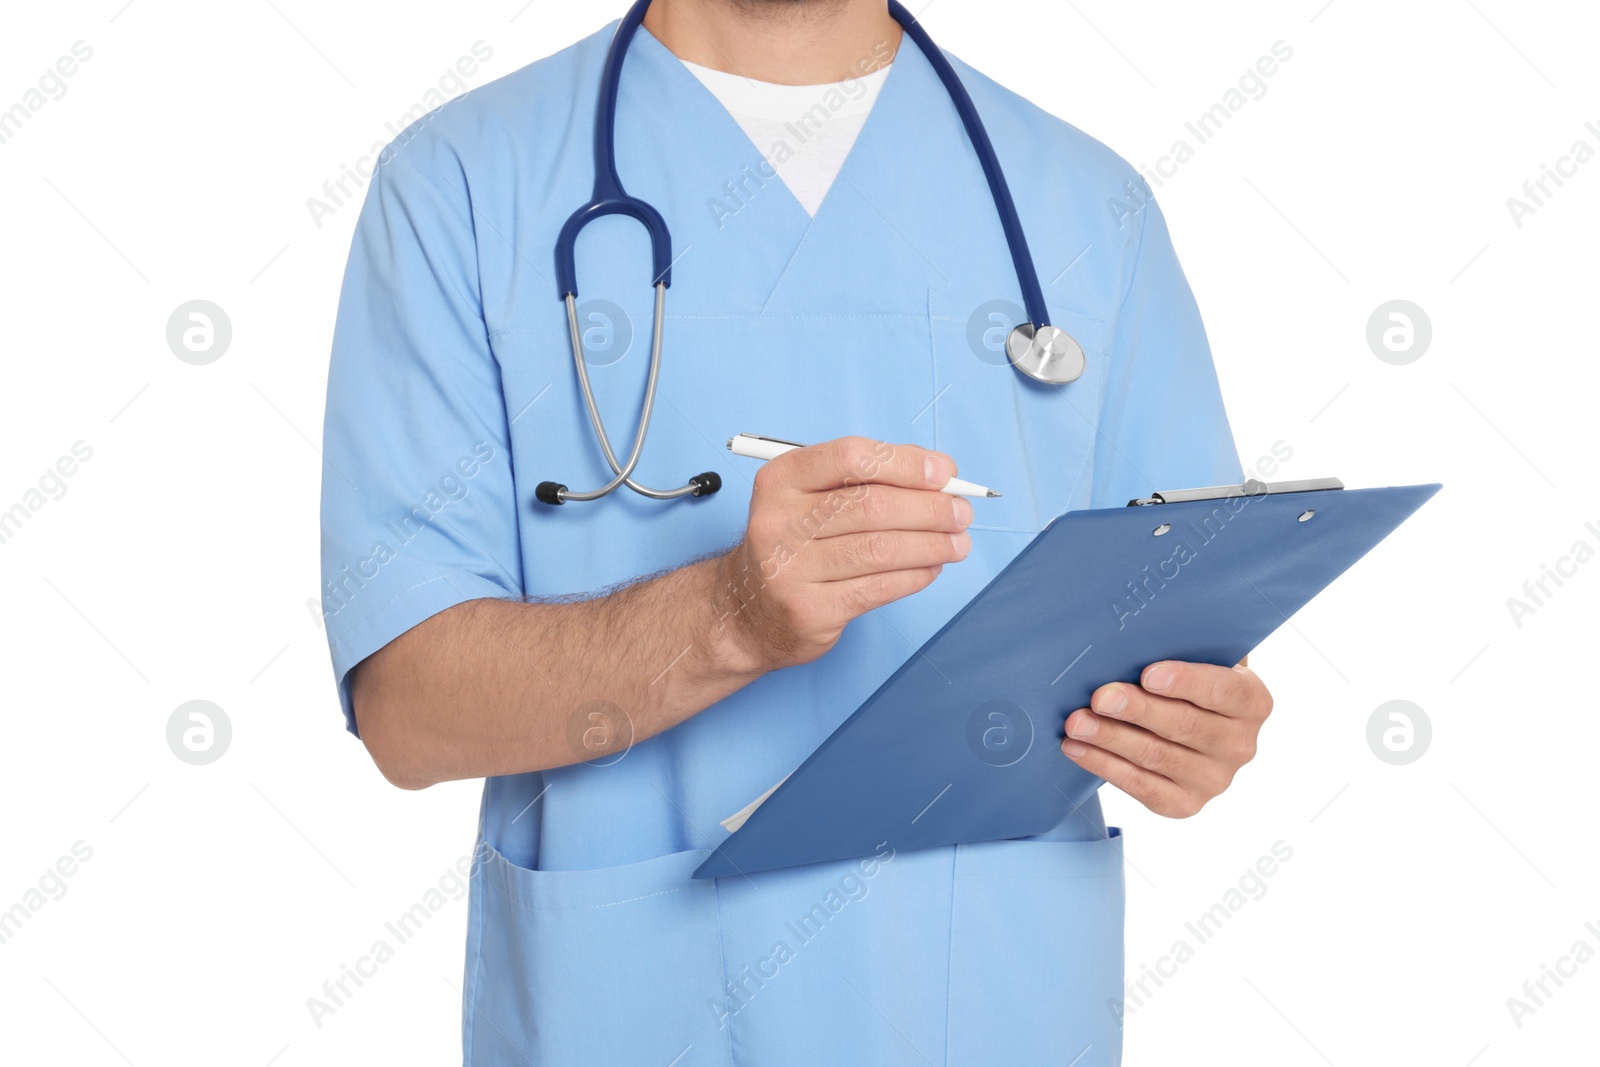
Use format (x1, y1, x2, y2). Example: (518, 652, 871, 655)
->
(1006, 323, 1086, 385)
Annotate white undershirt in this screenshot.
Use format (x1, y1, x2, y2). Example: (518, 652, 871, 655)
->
(681, 58, 891, 216)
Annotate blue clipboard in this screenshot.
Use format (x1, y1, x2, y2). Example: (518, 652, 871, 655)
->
(693, 478, 1441, 880)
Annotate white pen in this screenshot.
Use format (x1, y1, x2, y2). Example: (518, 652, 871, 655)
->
(727, 433, 1001, 498)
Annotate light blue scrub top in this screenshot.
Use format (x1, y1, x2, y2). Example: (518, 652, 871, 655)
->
(321, 19, 1241, 1067)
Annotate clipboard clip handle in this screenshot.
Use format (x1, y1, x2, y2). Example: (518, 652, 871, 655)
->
(1128, 476, 1345, 507)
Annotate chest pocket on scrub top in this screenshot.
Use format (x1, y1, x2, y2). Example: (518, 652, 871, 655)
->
(927, 289, 1108, 535)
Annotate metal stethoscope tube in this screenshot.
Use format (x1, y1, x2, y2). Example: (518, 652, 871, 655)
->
(536, 285, 720, 504)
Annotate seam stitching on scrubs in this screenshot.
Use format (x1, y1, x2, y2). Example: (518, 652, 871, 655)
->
(942, 845, 957, 1067)
(746, 51, 907, 319)
(1079, 204, 1147, 508)
(384, 145, 499, 355)
(1045, 349, 1103, 516)
(359, 146, 529, 604)
(387, 124, 495, 337)
(1114, 188, 1154, 320)
(486, 313, 947, 340)
(382, 145, 525, 457)
(470, 337, 527, 595)
(383, 125, 532, 585)
(928, 288, 942, 453)
(757, 214, 823, 316)
(582, 886, 691, 910)
(711, 876, 737, 1066)
(461, 803, 490, 1064)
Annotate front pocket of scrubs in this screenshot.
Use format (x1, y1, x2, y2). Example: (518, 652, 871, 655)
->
(466, 843, 731, 1067)
(946, 830, 1126, 1067)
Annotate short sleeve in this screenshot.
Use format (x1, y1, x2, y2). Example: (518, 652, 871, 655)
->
(1088, 194, 1242, 508)
(319, 139, 523, 736)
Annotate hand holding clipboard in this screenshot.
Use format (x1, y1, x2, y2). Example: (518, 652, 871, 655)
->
(696, 477, 1441, 879)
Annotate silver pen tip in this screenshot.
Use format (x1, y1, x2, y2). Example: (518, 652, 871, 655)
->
(986, 490, 1002, 498)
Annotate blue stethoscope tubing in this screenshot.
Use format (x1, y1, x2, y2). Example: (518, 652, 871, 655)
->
(536, 0, 1083, 507)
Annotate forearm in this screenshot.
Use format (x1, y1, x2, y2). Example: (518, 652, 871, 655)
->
(352, 552, 762, 788)
(350, 437, 971, 789)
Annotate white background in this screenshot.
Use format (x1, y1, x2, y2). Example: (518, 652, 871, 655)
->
(1, 1, 1596, 1064)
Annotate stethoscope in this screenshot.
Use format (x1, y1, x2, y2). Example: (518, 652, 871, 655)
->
(535, 0, 1086, 506)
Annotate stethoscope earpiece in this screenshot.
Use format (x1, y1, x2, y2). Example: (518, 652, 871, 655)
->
(536, 473, 719, 507)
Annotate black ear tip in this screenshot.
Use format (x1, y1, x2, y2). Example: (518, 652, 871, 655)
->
(534, 481, 567, 505)
(689, 472, 722, 497)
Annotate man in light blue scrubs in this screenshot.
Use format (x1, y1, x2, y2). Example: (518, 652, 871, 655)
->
(320, 2, 1275, 1063)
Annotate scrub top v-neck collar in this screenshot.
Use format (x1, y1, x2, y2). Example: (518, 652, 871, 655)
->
(677, 56, 893, 217)
(617, 25, 921, 317)
(749, 34, 989, 323)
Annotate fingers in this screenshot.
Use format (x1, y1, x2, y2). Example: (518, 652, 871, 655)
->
(730, 438, 975, 673)
(828, 565, 945, 617)
(806, 530, 971, 581)
(1085, 682, 1239, 756)
(1063, 708, 1236, 802)
(767, 436, 956, 495)
(1062, 660, 1275, 818)
(1139, 660, 1273, 721)
(1058, 734, 1202, 819)
(731, 437, 972, 671)
(800, 483, 975, 540)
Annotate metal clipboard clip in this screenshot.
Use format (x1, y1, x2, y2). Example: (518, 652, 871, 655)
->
(1128, 476, 1345, 507)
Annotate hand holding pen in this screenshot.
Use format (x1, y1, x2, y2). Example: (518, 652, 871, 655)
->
(713, 436, 987, 675)
(728, 433, 1000, 498)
